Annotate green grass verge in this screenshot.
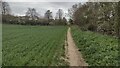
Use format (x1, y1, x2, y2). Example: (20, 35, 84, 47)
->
(3, 24, 68, 66)
(71, 26, 118, 66)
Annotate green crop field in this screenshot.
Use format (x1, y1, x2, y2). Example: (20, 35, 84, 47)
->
(2, 24, 119, 66)
(71, 26, 118, 66)
(3, 24, 68, 66)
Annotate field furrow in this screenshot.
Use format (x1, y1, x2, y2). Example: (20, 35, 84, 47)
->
(3, 25, 68, 66)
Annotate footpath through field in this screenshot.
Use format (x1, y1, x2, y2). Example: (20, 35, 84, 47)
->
(66, 27, 88, 66)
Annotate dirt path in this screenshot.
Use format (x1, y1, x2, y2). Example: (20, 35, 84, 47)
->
(66, 27, 88, 66)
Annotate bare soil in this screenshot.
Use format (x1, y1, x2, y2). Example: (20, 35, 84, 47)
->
(66, 27, 88, 66)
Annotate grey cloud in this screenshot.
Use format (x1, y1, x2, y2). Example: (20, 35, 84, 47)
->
(4, 0, 88, 2)
(8, 2, 77, 19)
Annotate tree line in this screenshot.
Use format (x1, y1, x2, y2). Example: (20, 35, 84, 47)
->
(69, 2, 119, 37)
(2, 2, 67, 25)
(2, 1, 120, 36)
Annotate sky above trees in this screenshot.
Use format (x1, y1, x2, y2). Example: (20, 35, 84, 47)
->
(3, 0, 88, 19)
(4, 0, 88, 2)
(8, 2, 77, 17)
(3, 0, 119, 19)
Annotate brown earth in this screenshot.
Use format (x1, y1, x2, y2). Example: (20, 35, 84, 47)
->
(66, 27, 88, 66)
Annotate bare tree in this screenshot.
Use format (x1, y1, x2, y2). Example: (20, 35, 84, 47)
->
(55, 9, 64, 20)
(26, 8, 39, 20)
(62, 17, 67, 25)
(2, 2, 11, 15)
(68, 4, 78, 20)
(44, 10, 53, 20)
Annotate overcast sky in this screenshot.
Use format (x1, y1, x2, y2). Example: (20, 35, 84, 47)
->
(8, 2, 78, 17)
(3, 0, 119, 19)
(4, 0, 88, 2)
(3, 0, 89, 19)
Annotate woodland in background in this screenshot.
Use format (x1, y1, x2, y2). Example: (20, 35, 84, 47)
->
(69, 2, 119, 37)
(2, 1, 120, 36)
(2, 2, 67, 25)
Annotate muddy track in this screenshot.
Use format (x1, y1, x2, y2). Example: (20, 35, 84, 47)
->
(66, 27, 88, 66)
